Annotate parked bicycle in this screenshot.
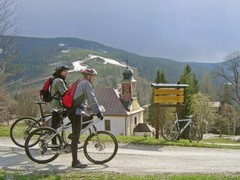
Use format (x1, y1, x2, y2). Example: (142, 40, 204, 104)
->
(10, 101, 53, 148)
(161, 112, 201, 142)
(24, 106, 118, 164)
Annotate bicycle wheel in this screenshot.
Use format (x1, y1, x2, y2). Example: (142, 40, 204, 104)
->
(25, 127, 62, 164)
(189, 126, 201, 143)
(83, 131, 118, 164)
(10, 117, 41, 148)
(161, 121, 179, 141)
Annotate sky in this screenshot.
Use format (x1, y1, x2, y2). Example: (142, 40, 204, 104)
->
(16, 0, 240, 63)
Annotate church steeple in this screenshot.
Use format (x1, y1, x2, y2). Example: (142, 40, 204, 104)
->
(120, 66, 137, 102)
(122, 66, 135, 81)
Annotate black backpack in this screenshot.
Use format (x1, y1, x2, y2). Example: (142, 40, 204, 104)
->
(39, 77, 58, 102)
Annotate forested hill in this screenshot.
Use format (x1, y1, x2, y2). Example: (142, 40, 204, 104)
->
(13, 36, 217, 83)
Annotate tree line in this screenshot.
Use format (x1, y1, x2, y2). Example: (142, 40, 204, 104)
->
(148, 62, 240, 138)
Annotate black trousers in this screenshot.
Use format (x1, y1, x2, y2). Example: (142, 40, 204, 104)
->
(51, 111, 61, 144)
(68, 111, 82, 164)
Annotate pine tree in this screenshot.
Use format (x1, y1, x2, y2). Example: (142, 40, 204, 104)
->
(178, 65, 199, 118)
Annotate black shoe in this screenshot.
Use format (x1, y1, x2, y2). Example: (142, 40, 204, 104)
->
(72, 160, 87, 168)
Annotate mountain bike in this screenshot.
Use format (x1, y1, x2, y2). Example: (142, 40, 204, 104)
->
(24, 106, 118, 164)
(10, 101, 53, 148)
(161, 112, 201, 142)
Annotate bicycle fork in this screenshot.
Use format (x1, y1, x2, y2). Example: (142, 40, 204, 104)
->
(92, 125, 105, 151)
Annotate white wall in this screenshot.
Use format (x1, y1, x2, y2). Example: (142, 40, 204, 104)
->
(95, 111, 144, 136)
(96, 116, 126, 136)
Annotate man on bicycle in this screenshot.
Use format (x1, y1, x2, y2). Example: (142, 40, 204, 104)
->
(51, 65, 69, 144)
(67, 68, 103, 168)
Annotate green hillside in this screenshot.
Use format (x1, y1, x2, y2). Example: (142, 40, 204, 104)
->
(13, 36, 216, 82)
(9, 36, 219, 105)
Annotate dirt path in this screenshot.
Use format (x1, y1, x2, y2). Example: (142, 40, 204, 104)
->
(1, 137, 240, 175)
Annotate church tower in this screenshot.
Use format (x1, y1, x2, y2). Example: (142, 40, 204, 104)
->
(120, 66, 137, 102)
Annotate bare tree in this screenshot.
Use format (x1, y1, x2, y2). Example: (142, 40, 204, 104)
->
(200, 71, 217, 101)
(14, 87, 40, 117)
(0, 0, 20, 122)
(219, 103, 237, 135)
(215, 50, 240, 105)
(0, 0, 20, 92)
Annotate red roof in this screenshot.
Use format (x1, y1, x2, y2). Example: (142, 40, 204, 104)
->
(133, 123, 155, 132)
(95, 88, 128, 116)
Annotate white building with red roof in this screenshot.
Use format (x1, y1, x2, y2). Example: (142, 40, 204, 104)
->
(95, 67, 145, 136)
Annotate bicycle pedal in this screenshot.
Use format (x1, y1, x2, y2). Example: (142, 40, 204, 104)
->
(68, 134, 73, 140)
(63, 144, 72, 153)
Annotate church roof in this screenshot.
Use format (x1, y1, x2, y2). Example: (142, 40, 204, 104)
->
(95, 88, 128, 116)
(133, 123, 155, 132)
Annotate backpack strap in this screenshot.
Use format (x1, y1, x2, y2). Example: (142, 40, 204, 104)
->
(52, 92, 59, 99)
(50, 77, 60, 100)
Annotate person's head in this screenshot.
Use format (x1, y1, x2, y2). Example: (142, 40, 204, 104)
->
(53, 65, 70, 79)
(81, 68, 98, 83)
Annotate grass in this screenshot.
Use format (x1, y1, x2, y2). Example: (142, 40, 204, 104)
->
(2, 124, 240, 149)
(1, 171, 240, 180)
(117, 134, 240, 149)
(0, 125, 10, 137)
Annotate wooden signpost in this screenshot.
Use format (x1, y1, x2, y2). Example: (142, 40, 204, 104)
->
(151, 83, 188, 138)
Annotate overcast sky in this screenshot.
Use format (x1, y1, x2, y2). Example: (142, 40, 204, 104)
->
(16, 0, 240, 63)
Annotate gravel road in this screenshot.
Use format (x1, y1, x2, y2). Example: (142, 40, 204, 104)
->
(1, 137, 240, 175)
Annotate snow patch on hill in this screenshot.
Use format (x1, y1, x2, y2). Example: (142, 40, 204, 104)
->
(88, 54, 126, 67)
(70, 54, 126, 72)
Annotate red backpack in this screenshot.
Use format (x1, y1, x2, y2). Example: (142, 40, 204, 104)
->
(62, 78, 84, 108)
(39, 77, 58, 102)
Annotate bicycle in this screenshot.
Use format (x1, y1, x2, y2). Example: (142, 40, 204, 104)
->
(24, 106, 118, 164)
(10, 101, 53, 148)
(161, 112, 201, 142)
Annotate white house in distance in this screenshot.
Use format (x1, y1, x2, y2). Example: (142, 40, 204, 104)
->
(95, 67, 144, 136)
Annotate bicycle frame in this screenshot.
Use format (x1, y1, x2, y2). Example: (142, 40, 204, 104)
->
(43, 121, 71, 146)
(173, 113, 192, 135)
(178, 119, 192, 134)
(80, 117, 101, 135)
(45, 112, 101, 147)
(34, 101, 52, 125)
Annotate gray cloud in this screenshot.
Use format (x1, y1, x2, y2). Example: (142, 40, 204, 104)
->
(17, 0, 240, 63)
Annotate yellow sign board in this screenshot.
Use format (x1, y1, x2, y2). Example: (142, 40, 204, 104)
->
(151, 83, 188, 104)
(154, 88, 184, 95)
(154, 88, 184, 103)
